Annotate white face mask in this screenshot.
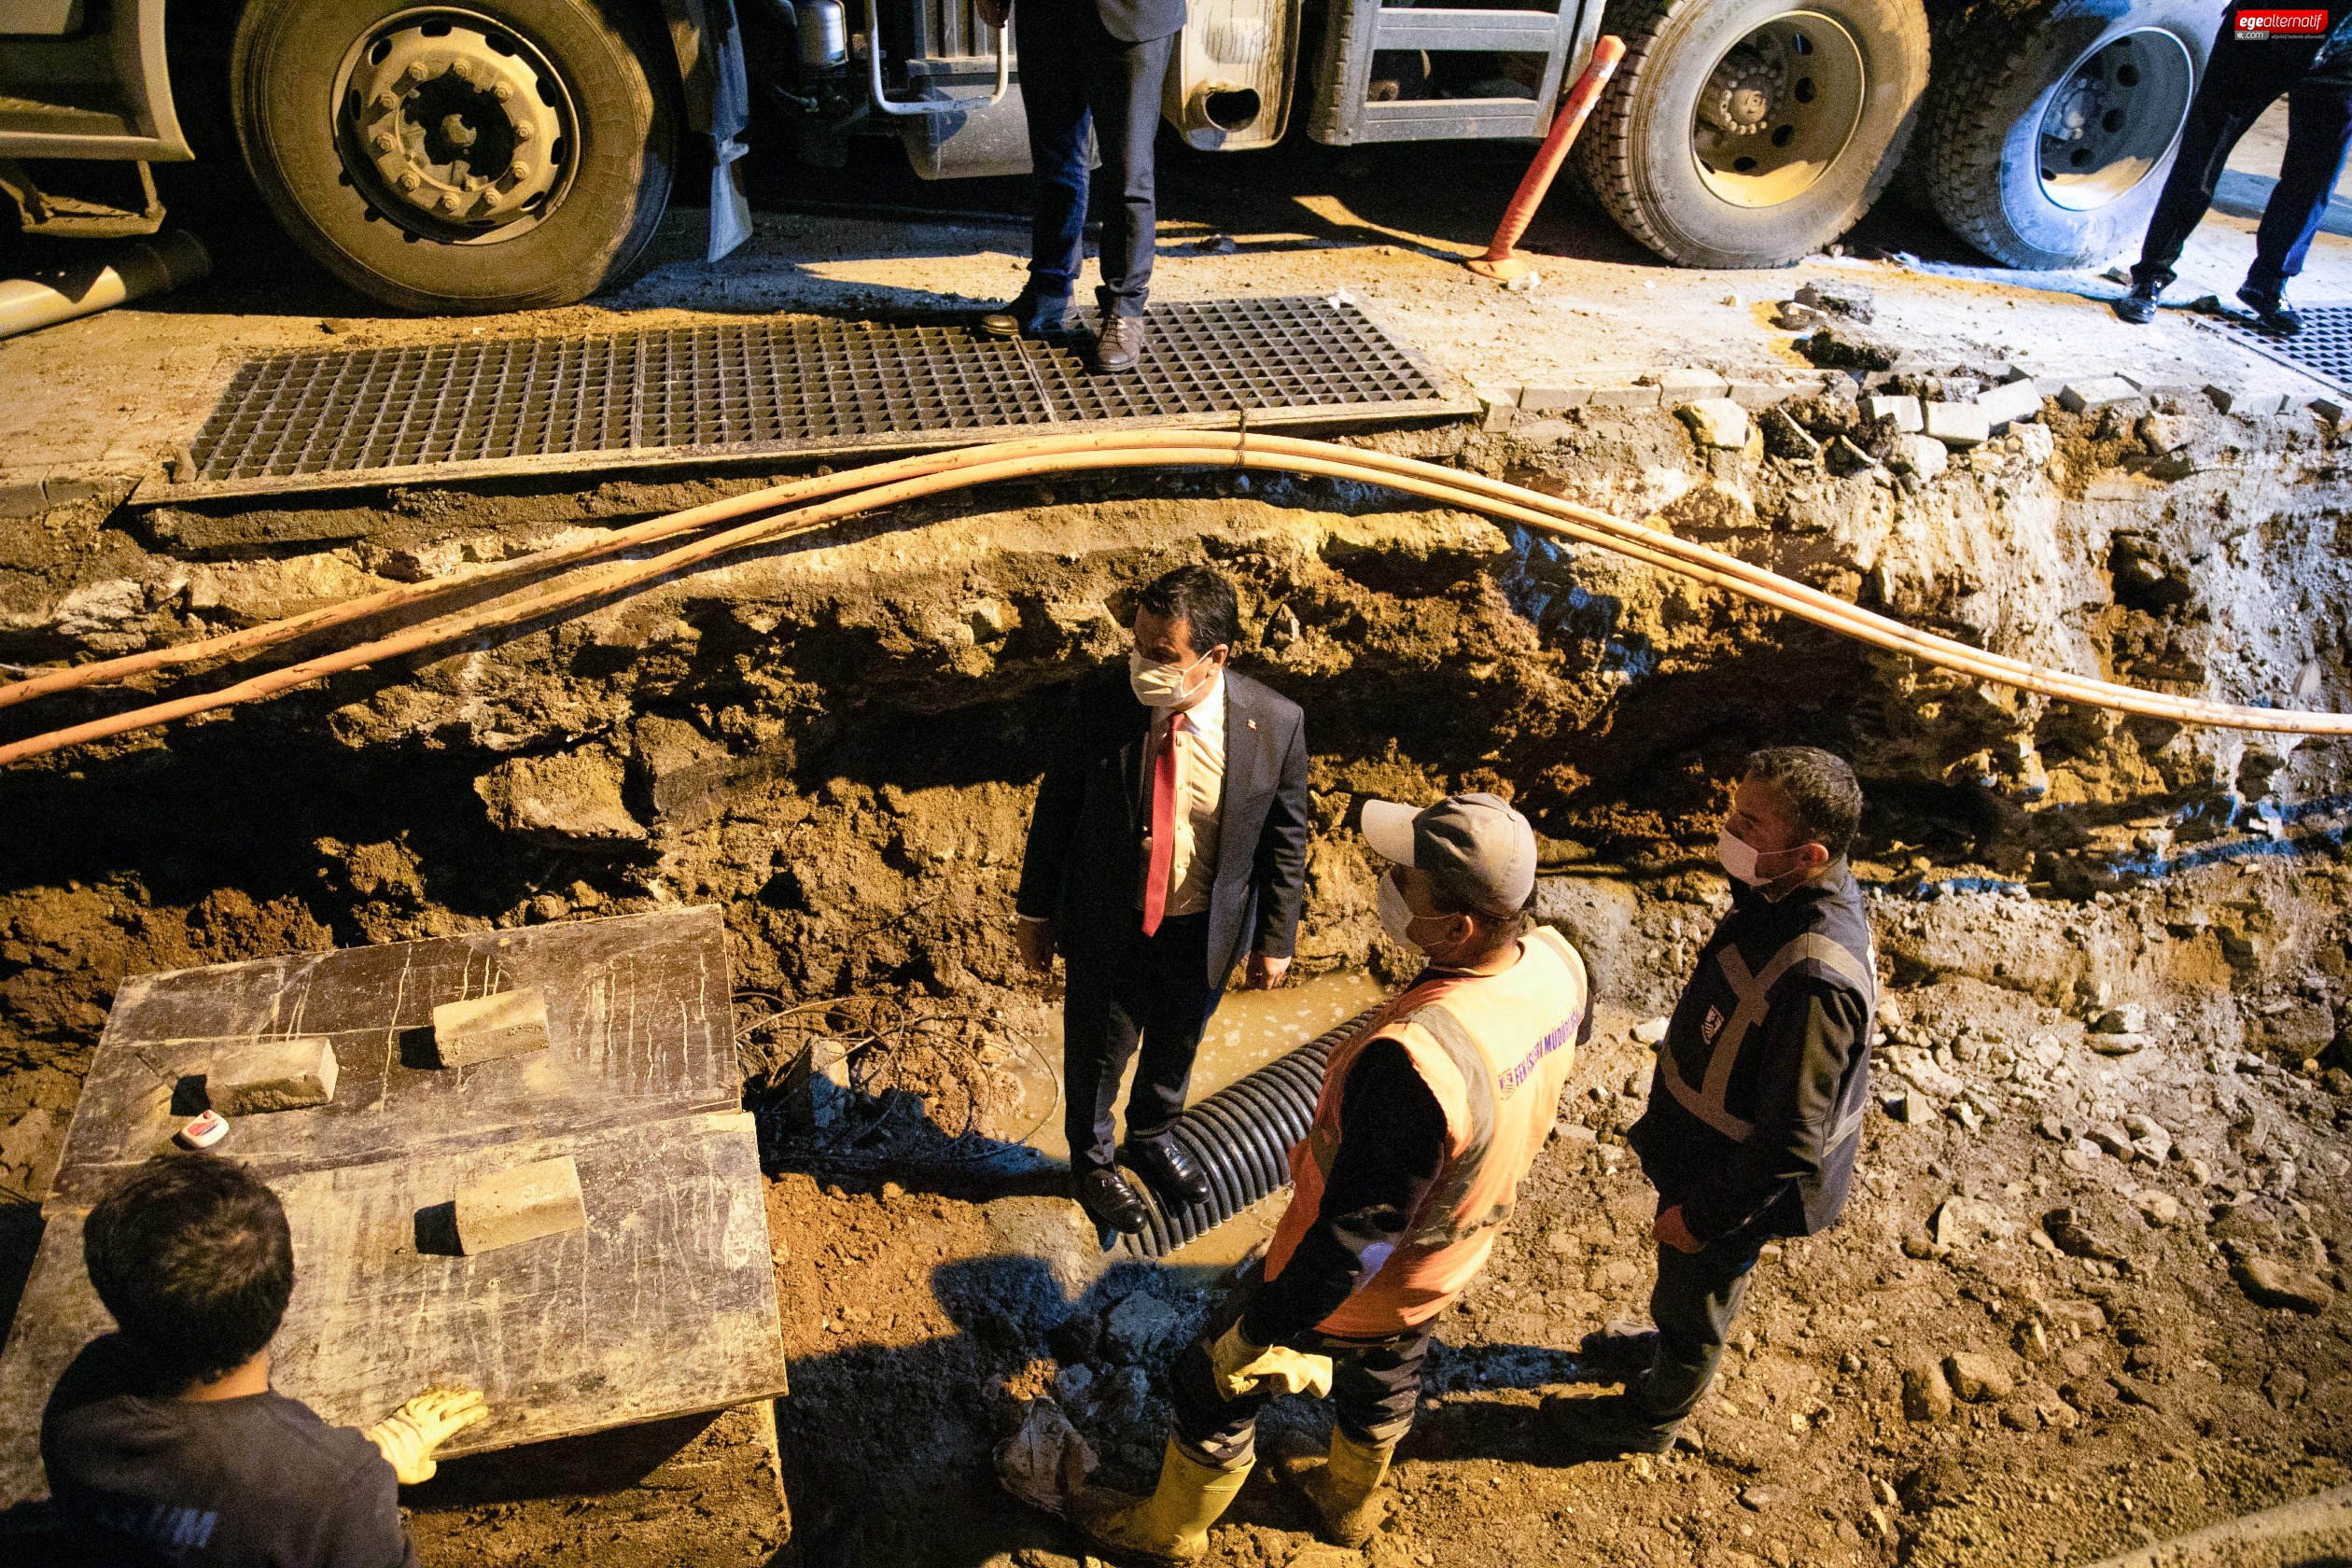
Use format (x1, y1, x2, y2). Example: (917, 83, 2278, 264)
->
(1128, 648, 1214, 709)
(1377, 870, 1424, 949)
(1717, 828, 1765, 886)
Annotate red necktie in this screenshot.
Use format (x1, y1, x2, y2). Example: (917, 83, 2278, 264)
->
(1141, 713, 1183, 936)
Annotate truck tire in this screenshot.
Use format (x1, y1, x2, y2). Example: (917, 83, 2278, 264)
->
(1919, 0, 2208, 272)
(231, 0, 676, 315)
(1575, 0, 1931, 268)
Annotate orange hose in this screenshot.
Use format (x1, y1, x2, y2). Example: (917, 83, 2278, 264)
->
(3, 430, 2345, 767)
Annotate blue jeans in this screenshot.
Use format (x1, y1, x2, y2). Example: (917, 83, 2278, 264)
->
(1014, 0, 1173, 317)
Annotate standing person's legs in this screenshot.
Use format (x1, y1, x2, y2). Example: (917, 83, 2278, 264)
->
(1125, 913, 1220, 1144)
(1634, 1227, 1768, 1431)
(1082, 26, 1176, 316)
(2132, 84, 2275, 292)
(1328, 1331, 1432, 1449)
(1060, 926, 1150, 1175)
(1014, 0, 1093, 305)
(2248, 77, 2352, 293)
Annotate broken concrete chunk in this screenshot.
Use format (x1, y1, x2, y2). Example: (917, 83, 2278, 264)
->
(454, 1155, 588, 1254)
(1676, 398, 1750, 450)
(1794, 279, 1876, 323)
(1924, 402, 1990, 448)
(1859, 394, 1923, 433)
(431, 988, 552, 1068)
(2058, 378, 2140, 413)
(1886, 434, 1948, 481)
(210, 1037, 339, 1115)
(1656, 367, 1731, 399)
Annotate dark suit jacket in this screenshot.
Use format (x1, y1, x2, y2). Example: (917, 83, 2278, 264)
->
(1017, 665, 1309, 988)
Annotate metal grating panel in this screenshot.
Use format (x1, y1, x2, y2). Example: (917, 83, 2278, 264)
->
(2204, 303, 2352, 399)
(154, 297, 1460, 500)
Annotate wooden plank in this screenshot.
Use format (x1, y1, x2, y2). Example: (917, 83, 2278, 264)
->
(0, 1110, 787, 1507)
(46, 907, 738, 1204)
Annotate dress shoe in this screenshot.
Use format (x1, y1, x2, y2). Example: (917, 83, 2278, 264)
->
(1075, 1165, 1149, 1234)
(2238, 283, 2303, 335)
(981, 287, 1071, 339)
(1094, 313, 1145, 372)
(1123, 1137, 1211, 1209)
(2112, 278, 2161, 325)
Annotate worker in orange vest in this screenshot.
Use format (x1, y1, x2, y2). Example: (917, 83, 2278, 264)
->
(1065, 792, 1591, 1563)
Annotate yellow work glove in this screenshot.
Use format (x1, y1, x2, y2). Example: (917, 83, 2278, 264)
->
(364, 1385, 489, 1484)
(1208, 1321, 1334, 1403)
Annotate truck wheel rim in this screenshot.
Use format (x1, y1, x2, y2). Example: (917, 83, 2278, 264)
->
(1688, 13, 1867, 210)
(334, 7, 581, 244)
(2036, 28, 2196, 215)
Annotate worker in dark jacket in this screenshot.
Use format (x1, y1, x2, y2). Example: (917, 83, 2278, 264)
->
(973, 0, 1180, 371)
(2117, 6, 2352, 334)
(41, 1155, 487, 1568)
(1552, 747, 1876, 1455)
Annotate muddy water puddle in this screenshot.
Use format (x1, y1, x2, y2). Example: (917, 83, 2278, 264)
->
(1008, 969, 1388, 1169)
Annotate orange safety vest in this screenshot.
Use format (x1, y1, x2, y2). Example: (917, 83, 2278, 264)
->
(1262, 925, 1589, 1338)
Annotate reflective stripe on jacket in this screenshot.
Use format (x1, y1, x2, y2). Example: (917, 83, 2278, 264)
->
(1263, 925, 1589, 1337)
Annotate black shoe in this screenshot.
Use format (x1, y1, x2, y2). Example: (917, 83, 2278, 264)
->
(1541, 1391, 1681, 1457)
(1122, 1137, 1211, 1209)
(981, 287, 1071, 339)
(2238, 283, 2303, 335)
(1093, 313, 1144, 372)
(1074, 1166, 1149, 1234)
(1575, 1323, 1660, 1378)
(2113, 279, 2162, 325)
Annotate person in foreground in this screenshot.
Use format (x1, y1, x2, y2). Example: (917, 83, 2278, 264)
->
(41, 1153, 487, 1567)
(1551, 747, 1876, 1456)
(1016, 565, 1310, 1236)
(1060, 791, 1590, 1563)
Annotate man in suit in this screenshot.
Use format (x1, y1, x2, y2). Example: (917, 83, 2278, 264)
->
(1016, 564, 1311, 1233)
(973, 0, 1182, 371)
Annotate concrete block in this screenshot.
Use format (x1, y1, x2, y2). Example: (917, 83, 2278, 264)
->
(1924, 402, 1991, 448)
(431, 988, 552, 1068)
(454, 1155, 588, 1255)
(2205, 385, 2289, 416)
(1655, 367, 1730, 399)
(1860, 394, 1923, 432)
(1516, 385, 1591, 413)
(209, 1037, 339, 1115)
(2121, 372, 2197, 399)
(1587, 385, 1661, 409)
(1974, 380, 2045, 430)
(2058, 377, 2140, 413)
(1675, 398, 1750, 450)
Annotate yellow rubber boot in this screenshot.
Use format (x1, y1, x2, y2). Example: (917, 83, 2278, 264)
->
(1299, 1429, 1396, 1548)
(1068, 1437, 1253, 1566)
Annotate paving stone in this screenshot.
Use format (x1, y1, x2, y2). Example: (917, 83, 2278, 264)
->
(1516, 385, 1590, 413)
(2059, 377, 2141, 413)
(1588, 385, 1661, 408)
(1859, 393, 1923, 432)
(455, 1155, 588, 1254)
(209, 1037, 340, 1115)
(431, 988, 553, 1068)
(1655, 367, 1731, 399)
(1728, 381, 1796, 409)
(1975, 380, 2045, 430)
(2205, 385, 2287, 415)
(1924, 402, 1990, 448)
(1675, 398, 1750, 449)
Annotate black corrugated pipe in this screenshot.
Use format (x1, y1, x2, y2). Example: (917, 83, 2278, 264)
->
(1117, 1004, 1387, 1260)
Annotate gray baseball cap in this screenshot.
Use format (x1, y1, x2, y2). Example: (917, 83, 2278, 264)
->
(1360, 792, 1536, 918)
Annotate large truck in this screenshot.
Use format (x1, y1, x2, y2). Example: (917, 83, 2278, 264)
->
(0, 0, 2216, 314)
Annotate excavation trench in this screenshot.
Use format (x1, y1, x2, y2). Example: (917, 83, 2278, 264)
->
(3, 399, 2352, 1566)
